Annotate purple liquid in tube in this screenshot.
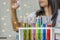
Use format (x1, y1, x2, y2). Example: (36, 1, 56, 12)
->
(32, 23, 36, 40)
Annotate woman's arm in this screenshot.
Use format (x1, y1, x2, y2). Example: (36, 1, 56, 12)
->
(11, 0, 23, 31)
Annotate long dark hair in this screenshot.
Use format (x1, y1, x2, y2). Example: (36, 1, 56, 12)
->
(57, 0, 60, 9)
(36, 0, 58, 27)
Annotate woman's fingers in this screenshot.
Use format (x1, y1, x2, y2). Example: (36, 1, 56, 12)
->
(11, 0, 20, 9)
(11, 3, 20, 9)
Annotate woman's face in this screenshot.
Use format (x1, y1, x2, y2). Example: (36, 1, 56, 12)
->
(39, 0, 48, 7)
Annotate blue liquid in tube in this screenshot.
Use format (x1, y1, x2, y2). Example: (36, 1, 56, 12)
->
(42, 24, 46, 40)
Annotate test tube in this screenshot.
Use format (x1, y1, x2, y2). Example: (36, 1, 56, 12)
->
(27, 17, 32, 40)
(47, 16, 52, 40)
(36, 16, 41, 40)
(23, 17, 27, 40)
(32, 17, 36, 40)
(28, 25, 32, 40)
(42, 16, 47, 40)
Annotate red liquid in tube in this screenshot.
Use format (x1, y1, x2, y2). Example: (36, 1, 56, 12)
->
(47, 24, 52, 40)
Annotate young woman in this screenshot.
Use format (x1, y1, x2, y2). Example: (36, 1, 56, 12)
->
(11, 0, 59, 32)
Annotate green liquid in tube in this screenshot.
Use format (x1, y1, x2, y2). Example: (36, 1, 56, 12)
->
(36, 16, 42, 40)
(24, 23, 27, 40)
(28, 25, 32, 40)
(38, 23, 41, 40)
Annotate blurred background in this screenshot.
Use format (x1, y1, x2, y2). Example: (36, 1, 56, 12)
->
(0, 0, 39, 40)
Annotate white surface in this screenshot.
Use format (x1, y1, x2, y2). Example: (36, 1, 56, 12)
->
(56, 34, 60, 40)
(55, 27, 60, 33)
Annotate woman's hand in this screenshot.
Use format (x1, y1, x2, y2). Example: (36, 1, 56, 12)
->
(11, 0, 20, 32)
(11, 0, 20, 9)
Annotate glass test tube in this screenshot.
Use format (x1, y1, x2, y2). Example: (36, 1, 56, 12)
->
(42, 16, 47, 40)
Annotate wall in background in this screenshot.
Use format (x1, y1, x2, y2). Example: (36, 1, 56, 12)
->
(0, 0, 40, 37)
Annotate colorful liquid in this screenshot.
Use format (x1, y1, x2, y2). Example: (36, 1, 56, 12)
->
(28, 25, 32, 40)
(24, 30, 27, 40)
(23, 23, 27, 40)
(38, 29, 41, 40)
(47, 24, 52, 40)
(47, 24, 52, 27)
(33, 29, 36, 40)
(42, 24, 46, 40)
(47, 29, 50, 40)
(42, 29, 46, 40)
(28, 30, 32, 40)
(37, 16, 41, 40)
(32, 23, 36, 40)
